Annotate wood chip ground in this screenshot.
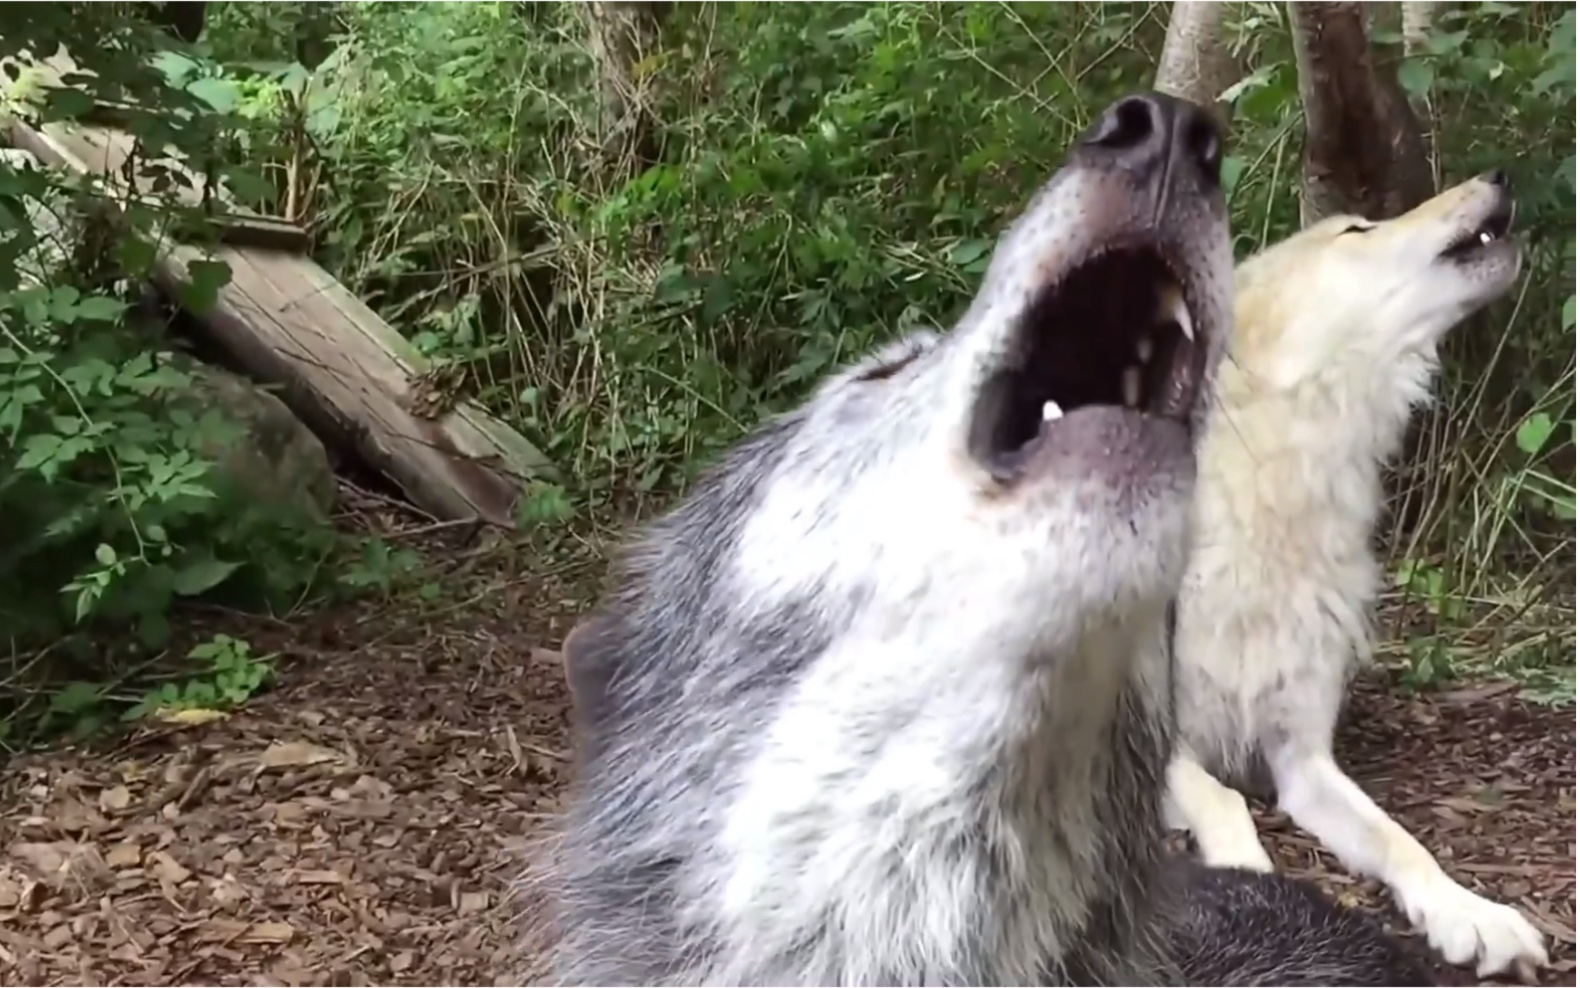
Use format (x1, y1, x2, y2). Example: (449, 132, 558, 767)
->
(0, 513, 1572, 986)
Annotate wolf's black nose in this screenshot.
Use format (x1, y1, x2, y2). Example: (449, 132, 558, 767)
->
(1481, 168, 1511, 190)
(1081, 92, 1223, 189)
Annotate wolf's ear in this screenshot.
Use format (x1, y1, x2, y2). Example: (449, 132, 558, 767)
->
(561, 617, 598, 707)
(1233, 284, 1343, 394)
(561, 615, 614, 740)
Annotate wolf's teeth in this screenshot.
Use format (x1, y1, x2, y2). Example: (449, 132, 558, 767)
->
(1121, 366, 1142, 408)
(1159, 283, 1193, 342)
(1478, 230, 1493, 246)
(1137, 335, 1154, 362)
(1172, 294, 1194, 342)
(1042, 400, 1063, 423)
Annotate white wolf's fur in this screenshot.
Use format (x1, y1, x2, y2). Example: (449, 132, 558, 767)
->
(1166, 173, 1549, 981)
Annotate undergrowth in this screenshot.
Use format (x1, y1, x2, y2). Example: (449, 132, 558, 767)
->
(206, 1, 1573, 698)
(1, 2, 1572, 746)
(0, 5, 392, 747)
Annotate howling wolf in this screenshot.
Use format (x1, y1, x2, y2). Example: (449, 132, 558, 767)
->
(1166, 169, 1548, 982)
(534, 92, 1438, 986)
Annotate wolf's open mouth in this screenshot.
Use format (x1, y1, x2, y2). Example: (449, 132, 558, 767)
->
(1440, 195, 1514, 262)
(969, 246, 1207, 479)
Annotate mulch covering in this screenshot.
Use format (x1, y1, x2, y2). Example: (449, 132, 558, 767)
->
(1257, 676, 1576, 987)
(0, 519, 1572, 985)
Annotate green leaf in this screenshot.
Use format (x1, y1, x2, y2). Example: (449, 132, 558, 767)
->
(186, 76, 239, 114)
(1398, 59, 1435, 101)
(137, 611, 173, 650)
(1425, 29, 1468, 57)
(153, 50, 203, 87)
(1221, 155, 1247, 198)
(949, 239, 992, 268)
(178, 260, 233, 315)
(45, 88, 94, 121)
(16, 433, 62, 472)
(1563, 295, 1575, 332)
(1218, 65, 1275, 106)
(1515, 413, 1556, 456)
(117, 237, 159, 276)
(701, 275, 734, 325)
(172, 556, 243, 596)
(73, 586, 96, 624)
(73, 295, 127, 323)
(50, 681, 103, 714)
(94, 542, 117, 567)
(1239, 83, 1288, 124)
(47, 285, 82, 322)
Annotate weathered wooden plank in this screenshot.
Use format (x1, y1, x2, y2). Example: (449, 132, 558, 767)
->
(27, 80, 310, 250)
(4, 51, 558, 526)
(204, 212, 313, 253)
(71, 180, 313, 253)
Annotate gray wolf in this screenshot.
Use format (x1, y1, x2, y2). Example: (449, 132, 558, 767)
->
(1164, 170, 1548, 982)
(533, 92, 1438, 986)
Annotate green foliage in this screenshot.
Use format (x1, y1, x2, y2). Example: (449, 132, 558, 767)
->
(124, 633, 276, 721)
(198, 3, 1571, 693)
(339, 536, 423, 594)
(0, 4, 345, 746)
(197, 3, 1171, 501)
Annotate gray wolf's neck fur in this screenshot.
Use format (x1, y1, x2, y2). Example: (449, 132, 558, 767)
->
(541, 340, 1191, 984)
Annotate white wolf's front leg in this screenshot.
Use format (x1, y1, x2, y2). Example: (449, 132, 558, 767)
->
(1269, 745, 1549, 981)
(1164, 752, 1274, 872)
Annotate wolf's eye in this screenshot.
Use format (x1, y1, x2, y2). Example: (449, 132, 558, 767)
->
(1339, 223, 1374, 235)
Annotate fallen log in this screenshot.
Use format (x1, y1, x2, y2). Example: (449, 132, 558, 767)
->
(3, 50, 558, 527)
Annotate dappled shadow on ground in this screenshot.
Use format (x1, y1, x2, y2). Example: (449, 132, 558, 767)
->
(0, 543, 1572, 986)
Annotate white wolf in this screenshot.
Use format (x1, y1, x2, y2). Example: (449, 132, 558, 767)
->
(1165, 170, 1550, 982)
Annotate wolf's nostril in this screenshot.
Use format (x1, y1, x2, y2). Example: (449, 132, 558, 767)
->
(1185, 118, 1222, 186)
(1080, 93, 1224, 191)
(1086, 96, 1159, 155)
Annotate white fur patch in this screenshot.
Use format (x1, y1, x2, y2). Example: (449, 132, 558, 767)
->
(712, 421, 1185, 983)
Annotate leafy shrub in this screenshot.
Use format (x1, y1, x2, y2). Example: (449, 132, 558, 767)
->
(0, 5, 342, 743)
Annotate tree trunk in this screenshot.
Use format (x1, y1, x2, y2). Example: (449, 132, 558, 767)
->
(580, 1, 671, 172)
(1287, 1, 1434, 224)
(1154, 2, 1238, 127)
(1289, 3, 1442, 540)
(1400, 0, 1444, 183)
(138, 2, 206, 43)
(1401, 1, 1443, 56)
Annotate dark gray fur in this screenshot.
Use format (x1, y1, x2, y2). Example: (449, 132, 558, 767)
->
(524, 93, 1439, 987)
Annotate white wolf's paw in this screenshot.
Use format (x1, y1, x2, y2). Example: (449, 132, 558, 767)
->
(1196, 835, 1275, 874)
(1401, 877, 1549, 981)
